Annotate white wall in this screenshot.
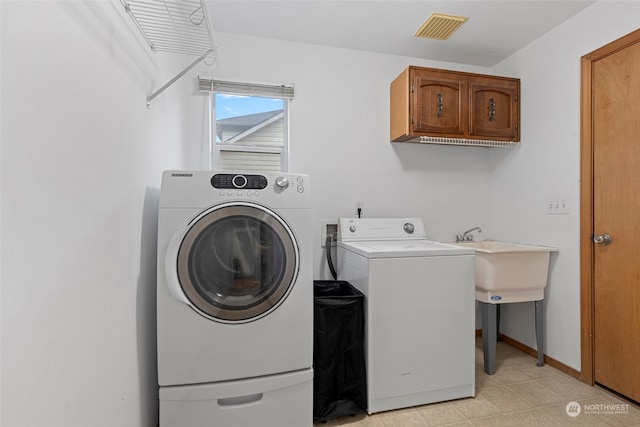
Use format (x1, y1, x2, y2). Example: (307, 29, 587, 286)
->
(3, 1, 639, 426)
(187, 33, 495, 279)
(1, 1, 192, 426)
(489, 1, 640, 370)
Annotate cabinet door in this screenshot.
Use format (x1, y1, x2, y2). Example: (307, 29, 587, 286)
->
(469, 80, 519, 140)
(412, 75, 466, 136)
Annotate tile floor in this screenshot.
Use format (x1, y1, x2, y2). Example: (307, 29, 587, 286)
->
(315, 338, 640, 426)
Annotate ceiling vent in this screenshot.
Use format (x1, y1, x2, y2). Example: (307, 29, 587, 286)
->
(415, 13, 468, 40)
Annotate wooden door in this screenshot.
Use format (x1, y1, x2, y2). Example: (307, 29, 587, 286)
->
(412, 71, 465, 136)
(585, 30, 640, 403)
(468, 78, 519, 140)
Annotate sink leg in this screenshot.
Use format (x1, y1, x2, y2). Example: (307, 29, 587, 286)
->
(481, 302, 498, 375)
(535, 299, 544, 367)
(496, 304, 501, 342)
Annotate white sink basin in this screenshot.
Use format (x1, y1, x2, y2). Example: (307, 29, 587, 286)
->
(453, 241, 558, 303)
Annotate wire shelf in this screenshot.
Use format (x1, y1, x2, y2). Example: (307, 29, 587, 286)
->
(121, 0, 218, 106)
(123, 0, 217, 57)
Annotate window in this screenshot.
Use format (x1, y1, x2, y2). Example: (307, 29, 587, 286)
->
(199, 77, 294, 172)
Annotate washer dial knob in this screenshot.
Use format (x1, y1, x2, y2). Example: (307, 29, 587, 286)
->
(403, 222, 415, 234)
(275, 176, 289, 190)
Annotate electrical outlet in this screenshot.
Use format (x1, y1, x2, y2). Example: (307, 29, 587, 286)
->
(321, 220, 338, 247)
(355, 200, 363, 217)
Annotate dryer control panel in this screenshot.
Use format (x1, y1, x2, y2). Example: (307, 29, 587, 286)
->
(160, 170, 310, 209)
(211, 174, 268, 190)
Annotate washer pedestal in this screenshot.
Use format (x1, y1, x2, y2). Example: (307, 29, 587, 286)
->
(160, 369, 313, 427)
(479, 299, 545, 375)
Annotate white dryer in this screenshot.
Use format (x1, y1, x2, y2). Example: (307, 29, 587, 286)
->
(157, 171, 312, 427)
(337, 218, 476, 414)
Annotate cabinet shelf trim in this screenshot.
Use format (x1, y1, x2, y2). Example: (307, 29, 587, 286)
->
(403, 136, 519, 147)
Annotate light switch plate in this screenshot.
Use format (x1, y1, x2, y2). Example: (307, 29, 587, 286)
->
(546, 198, 570, 214)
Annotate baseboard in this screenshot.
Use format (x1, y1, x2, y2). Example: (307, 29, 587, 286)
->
(475, 329, 582, 381)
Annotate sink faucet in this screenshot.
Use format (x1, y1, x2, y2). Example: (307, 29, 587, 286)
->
(456, 226, 482, 242)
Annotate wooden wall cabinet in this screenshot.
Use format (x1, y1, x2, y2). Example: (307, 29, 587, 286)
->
(390, 66, 520, 143)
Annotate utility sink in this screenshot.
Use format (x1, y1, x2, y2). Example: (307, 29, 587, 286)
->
(453, 241, 558, 304)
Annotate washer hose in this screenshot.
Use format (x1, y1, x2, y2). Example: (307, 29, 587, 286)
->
(326, 235, 338, 280)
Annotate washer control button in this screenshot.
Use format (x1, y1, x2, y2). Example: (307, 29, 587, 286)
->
(349, 225, 357, 233)
(232, 175, 248, 188)
(403, 222, 415, 234)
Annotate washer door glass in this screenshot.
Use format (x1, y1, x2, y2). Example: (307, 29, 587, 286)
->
(177, 203, 298, 322)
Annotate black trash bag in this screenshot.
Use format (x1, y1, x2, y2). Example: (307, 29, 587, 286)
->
(313, 280, 367, 422)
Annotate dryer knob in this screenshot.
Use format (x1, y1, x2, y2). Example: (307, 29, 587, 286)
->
(403, 222, 415, 234)
(275, 176, 289, 190)
(349, 225, 357, 233)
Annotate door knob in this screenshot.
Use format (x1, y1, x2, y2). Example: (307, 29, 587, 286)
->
(593, 234, 612, 245)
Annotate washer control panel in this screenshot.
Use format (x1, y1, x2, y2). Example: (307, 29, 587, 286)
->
(210, 173, 306, 196)
(160, 171, 309, 208)
(211, 174, 268, 190)
(338, 218, 427, 242)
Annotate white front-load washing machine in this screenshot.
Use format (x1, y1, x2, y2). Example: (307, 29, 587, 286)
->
(337, 218, 476, 414)
(157, 171, 312, 427)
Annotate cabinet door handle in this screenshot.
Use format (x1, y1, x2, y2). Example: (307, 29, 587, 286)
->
(488, 98, 496, 121)
(437, 93, 444, 118)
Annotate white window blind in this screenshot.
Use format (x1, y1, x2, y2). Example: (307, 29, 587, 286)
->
(219, 150, 282, 172)
(199, 77, 294, 99)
